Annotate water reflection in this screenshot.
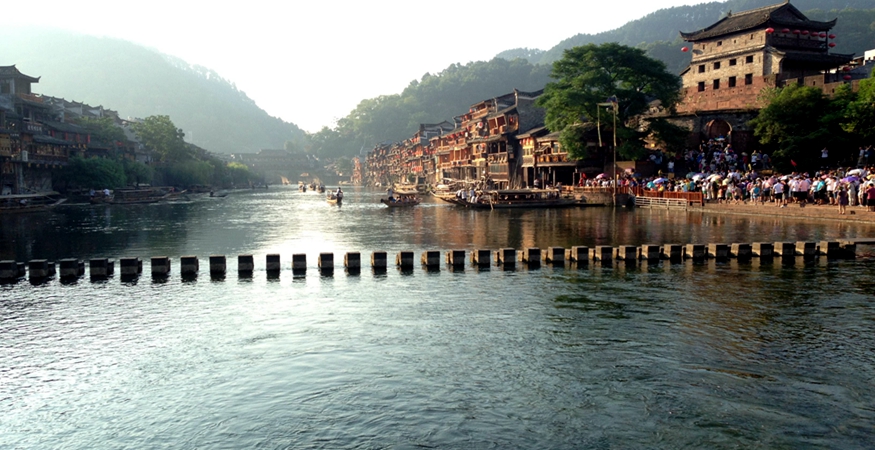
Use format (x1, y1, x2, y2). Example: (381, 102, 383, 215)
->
(4, 186, 874, 262)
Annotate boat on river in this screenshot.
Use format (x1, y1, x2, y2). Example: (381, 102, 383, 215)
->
(457, 188, 575, 209)
(0, 192, 67, 212)
(90, 188, 172, 205)
(380, 191, 420, 207)
(327, 191, 343, 205)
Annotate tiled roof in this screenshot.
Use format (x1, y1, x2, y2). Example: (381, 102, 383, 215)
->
(0, 65, 40, 83)
(681, 2, 836, 41)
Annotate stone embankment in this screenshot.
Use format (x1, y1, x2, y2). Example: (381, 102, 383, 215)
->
(697, 202, 875, 224)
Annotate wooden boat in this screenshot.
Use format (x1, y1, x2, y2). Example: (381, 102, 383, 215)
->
(90, 188, 172, 205)
(0, 192, 67, 212)
(380, 192, 420, 207)
(458, 189, 575, 209)
(326, 193, 342, 205)
(316, 185, 326, 194)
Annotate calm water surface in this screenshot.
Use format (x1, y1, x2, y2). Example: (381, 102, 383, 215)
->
(1, 187, 874, 449)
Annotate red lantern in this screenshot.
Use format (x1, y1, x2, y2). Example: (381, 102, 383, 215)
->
(801, 30, 809, 35)
(793, 29, 800, 34)
(819, 32, 826, 38)
(843, 75, 852, 81)
(766, 27, 775, 34)
(829, 34, 836, 39)
(829, 42, 836, 48)
(843, 66, 851, 71)
(781, 28, 790, 33)
(681, 47, 689, 52)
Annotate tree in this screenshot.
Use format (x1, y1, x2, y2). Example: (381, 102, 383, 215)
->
(131, 115, 191, 162)
(75, 117, 127, 146)
(843, 75, 875, 142)
(536, 43, 681, 160)
(122, 159, 154, 186)
(60, 156, 127, 189)
(749, 84, 831, 169)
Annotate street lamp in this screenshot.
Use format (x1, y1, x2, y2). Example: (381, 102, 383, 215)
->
(597, 97, 618, 205)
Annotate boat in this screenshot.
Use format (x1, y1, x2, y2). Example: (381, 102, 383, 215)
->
(210, 190, 229, 198)
(380, 191, 420, 207)
(326, 193, 343, 206)
(457, 188, 575, 209)
(90, 188, 172, 205)
(316, 185, 326, 194)
(298, 182, 307, 192)
(0, 192, 67, 212)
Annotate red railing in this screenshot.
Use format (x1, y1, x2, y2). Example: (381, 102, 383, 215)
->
(627, 186, 704, 205)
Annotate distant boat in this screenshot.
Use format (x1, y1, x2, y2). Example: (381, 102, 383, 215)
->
(326, 192, 342, 206)
(90, 188, 172, 205)
(0, 192, 67, 213)
(380, 191, 420, 207)
(457, 189, 574, 209)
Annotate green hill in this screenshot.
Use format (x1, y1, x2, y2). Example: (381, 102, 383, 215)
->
(498, 0, 875, 74)
(0, 27, 305, 154)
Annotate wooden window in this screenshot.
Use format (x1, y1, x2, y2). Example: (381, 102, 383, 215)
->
(728, 76, 737, 88)
(713, 61, 721, 70)
(717, 41, 722, 46)
(746, 55, 754, 64)
(729, 59, 737, 66)
(698, 64, 706, 73)
(744, 74, 753, 85)
(698, 82, 706, 92)
(713, 79, 720, 90)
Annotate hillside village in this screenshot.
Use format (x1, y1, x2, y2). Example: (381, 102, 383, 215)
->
(365, 2, 874, 188)
(2, 2, 874, 196)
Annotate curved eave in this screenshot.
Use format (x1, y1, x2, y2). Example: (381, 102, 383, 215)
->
(681, 18, 837, 42)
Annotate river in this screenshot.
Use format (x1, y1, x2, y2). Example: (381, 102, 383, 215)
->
(1, 186, 873, 449)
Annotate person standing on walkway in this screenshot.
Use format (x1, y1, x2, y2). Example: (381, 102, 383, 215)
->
(867, 183, 875, 212)
(838, 186, 849, 215)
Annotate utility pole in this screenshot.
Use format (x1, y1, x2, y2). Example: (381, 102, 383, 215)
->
(598, 97, 619, 206)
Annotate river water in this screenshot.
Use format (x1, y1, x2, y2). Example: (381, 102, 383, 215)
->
(2, 186, 874, 449)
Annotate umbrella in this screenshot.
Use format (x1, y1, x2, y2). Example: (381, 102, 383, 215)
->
(868, 174, 875, 180)
(692, 174, 705, 181)
(848, 169, 863, 176)
(707, 174, 723, 181)
(595, 173, 608, 180)
(841, 176, 859, 183)
(653, 178, 667, 184)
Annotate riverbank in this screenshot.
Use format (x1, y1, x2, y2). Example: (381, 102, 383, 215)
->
(693, 201, 875, 224)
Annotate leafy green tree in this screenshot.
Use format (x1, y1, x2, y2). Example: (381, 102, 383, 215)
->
(160, 160, 213, 186)
(537, 43, 681, 160)
(131, 115, 191, 162)
(75, 117, 127, 146)
(60, 156, 127, 189)
(843, 75, 875, 142)
(749, 84, 832, 169)
(225, 162, 255, 186)
(122, 159, 154, 186)
(334, 157, 352, 175)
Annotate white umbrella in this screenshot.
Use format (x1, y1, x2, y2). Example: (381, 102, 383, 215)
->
(848, 169, 863, 176)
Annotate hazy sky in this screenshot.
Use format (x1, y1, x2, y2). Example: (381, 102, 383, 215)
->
(10, 0, 709, 132)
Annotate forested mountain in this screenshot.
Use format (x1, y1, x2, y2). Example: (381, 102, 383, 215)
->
(308, 59, 551, 157)
(330, 0, 875, 156)
(2, 0, 871, 159)
(498, 0, 875, 74)
(0, 28, 306, 154)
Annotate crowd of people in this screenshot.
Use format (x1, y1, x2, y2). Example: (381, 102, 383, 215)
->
(578, 139, 875, 214)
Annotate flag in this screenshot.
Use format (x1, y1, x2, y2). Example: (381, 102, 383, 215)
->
(790, 160, 797, 167)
